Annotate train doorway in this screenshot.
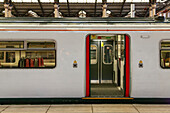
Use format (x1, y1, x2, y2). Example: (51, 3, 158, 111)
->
(87, 34, 130, 97)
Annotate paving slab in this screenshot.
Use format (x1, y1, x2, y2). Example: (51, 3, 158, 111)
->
(1, 104, 170, 113)
(134, 104, 170, 113)
(92, 104, 138, 113)
(48, 104, 92, 113)
(1, 105, 49, 113)
(0, 105, 8, 112)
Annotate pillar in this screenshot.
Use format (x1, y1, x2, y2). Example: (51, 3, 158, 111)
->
(149, 6, 153, 17)
(130, 4, 135, 18)
(4, 3, 9, 17)
(168, 11, 170, 18)
(54, 4, 60, 18)
(102, 4, 107, 18)
(166, 11, 170, 18)
(152, 3, 156, 17)
(8, 5, 13, 17)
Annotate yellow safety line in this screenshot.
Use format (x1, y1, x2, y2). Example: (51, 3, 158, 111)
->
(82, 98, 134, 100)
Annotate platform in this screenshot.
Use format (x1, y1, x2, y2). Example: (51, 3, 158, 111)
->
(0, 104, 170, 113)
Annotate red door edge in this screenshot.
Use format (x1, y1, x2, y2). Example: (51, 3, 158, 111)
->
(125, 35, 130, 97)
(86, 35, 90, 97)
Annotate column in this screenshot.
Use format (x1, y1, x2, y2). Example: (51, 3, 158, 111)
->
(149, 6, 153, 17)
(4, 3, 9, 17)
(168, 11, 170, 18)
(152, 3, 156, 17)
(54, 4, 60, 18)
(102, 4, 107, 18)
(131, 4, 135, 18)
(8, 5, 13, 17)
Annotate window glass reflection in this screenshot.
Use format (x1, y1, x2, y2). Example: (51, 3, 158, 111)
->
(161, 51, 170, 68)
(103, 45, 112, 64)
(27, 41, 55, 48)
(0, 40, 56, 68)
(0, 41, 23, 48)
(91, 45, 97, 64)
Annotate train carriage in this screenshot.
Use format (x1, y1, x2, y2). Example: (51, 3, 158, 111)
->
(0, 17, 169, 103)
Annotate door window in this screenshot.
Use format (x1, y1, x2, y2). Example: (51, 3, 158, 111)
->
(103, 45, 112, 64)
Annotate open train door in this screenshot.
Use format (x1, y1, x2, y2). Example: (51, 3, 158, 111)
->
(86, 34, 130, 98)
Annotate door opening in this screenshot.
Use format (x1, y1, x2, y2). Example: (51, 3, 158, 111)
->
(87, 34, 129, 97)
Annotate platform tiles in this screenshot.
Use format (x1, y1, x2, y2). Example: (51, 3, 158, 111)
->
(0, 104, 170, 113)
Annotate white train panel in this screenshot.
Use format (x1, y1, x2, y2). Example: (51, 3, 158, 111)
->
(131, 31, 170, 98)
(0, 31, 86, 98)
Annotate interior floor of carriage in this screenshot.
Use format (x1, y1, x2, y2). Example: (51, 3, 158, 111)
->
(90, 83, 124, 97)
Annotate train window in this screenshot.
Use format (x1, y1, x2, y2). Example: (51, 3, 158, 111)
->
(161, 41, 170, 49)
(0, 40, 56, 68)
(0, 52, 4, 60)
(25, 50, 55, 68)
(6, 52, 15, 63)
(103, 45, 112, 64)
(0, 51, 18, 67)
(27, 41, 55, 48)
(161, 50, 170, 68)
(161, 40, 170, 68)
(0, 41, 24, 48)
(90, 44, 97, 64)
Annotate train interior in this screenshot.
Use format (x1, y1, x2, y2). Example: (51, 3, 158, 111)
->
(0, 40, 56, 68)
(90, 34, 126, 97)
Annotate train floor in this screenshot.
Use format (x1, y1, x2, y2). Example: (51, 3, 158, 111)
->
(90, 83, 124, 97)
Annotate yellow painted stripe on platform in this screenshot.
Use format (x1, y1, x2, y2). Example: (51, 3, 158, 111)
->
(82, 98, 134, 100)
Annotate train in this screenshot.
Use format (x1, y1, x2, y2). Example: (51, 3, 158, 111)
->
(0, 17, 169, 103)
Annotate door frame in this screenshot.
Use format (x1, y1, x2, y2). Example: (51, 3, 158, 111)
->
(86, 34, 130, 97)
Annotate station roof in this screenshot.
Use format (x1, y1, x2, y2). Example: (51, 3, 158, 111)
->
(0, 0, 169, 17)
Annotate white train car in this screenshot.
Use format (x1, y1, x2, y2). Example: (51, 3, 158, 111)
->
(0, 17, 169, 103)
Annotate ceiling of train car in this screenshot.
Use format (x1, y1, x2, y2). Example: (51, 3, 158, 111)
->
(0, 0, 169, 17)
